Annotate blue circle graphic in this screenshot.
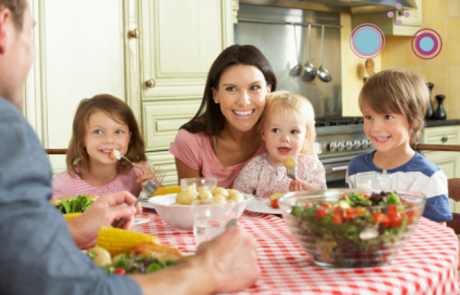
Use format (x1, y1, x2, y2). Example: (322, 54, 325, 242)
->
(420, 37, 434, 52)
(355, 29, 380, 54)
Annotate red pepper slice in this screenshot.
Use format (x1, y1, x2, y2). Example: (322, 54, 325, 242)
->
(389, 212, 402, 228)
(332, 207, 343, 225)
(315, 208, 327, 221)
(372, 213, 389, 227)
(321, 203, 332, 208)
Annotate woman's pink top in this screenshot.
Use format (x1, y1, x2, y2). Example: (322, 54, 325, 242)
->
(233, 153, 327, 198)
(51, 162, 151, 199)
(169, 129, 266, 189)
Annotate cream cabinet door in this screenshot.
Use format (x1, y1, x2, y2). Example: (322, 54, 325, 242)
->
(139, 0, 234, 152)
(424, 152, 460, 179)
(147, 152, 178, 187)
(25, 0, 132, 175)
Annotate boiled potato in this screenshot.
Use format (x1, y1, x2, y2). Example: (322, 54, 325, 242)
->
(228, 192, 245, 202)
(88, 247, 111, 267)
(284, 157, 296, 169)
(198, 188, 213, 200)
(227, 189, 240, 198)
(184, 185, 197, 193)
(211, 194, 228, 204)
(177, 191, 197, 205)
(211, 187, 229, 197)
(269, 192, 284, 202)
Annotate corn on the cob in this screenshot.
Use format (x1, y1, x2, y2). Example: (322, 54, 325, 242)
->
(150, 186, 181, 197)
(63, 213, 82, 221)
(96, 226, 159, 256)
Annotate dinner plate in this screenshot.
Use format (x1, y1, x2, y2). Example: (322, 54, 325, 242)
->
(245, 198, 281, 214)
(140, 199, 155, 210)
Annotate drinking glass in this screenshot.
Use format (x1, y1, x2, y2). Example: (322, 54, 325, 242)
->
(355, 173, 393, 190)
(191, 199, 238, 247)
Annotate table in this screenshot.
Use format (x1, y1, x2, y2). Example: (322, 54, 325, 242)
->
(134, 210, 459, 295)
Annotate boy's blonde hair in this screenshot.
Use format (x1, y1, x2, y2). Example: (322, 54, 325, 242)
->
(66, 94, 147, 178)
(259, 90, 317, 158)
(358, 70, 429, 144)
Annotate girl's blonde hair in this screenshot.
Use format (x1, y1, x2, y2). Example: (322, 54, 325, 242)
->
(358, 69, 429, 144)
(259, 90, 317, 158)
(66, 94, 147, 178)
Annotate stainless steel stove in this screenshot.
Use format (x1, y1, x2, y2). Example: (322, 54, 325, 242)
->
(315, 117, 375, 188)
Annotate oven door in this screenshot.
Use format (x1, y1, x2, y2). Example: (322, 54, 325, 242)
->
(323, 161, 349, 188)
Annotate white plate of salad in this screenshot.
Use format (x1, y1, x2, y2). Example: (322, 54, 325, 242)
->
(245, 198, 281, 214)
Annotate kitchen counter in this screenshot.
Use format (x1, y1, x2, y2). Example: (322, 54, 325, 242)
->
(425, 119, 460, 128)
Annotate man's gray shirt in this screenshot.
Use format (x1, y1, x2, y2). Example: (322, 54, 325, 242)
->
(0, 97, 143, 295)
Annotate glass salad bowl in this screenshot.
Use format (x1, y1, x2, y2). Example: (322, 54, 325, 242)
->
(278, 189, 426, 268)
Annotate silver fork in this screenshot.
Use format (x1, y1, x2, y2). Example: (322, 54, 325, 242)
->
(112, 167, 166, 228)
(286, 168, 297, 180)
(111, 150, 137, 175)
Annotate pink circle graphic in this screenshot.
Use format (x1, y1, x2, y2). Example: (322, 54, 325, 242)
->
(349, 23, 385, 59)
(415, 32, 438, 55)
(387, 11, 394, 18)
(396, 3, 402, 9)
(396, 20, 402, 26)
(411, 28, 443, 60)
(404, 11, 410, 17)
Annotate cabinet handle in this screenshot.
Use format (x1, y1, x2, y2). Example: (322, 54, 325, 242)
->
(441, 136, 448, 143)
(145, 79, 155, 88)
(128, 29, 140, 39)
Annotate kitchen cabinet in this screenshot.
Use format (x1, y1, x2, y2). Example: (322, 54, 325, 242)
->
(351, 0, 422, 36)
(423, 125, 460, 179)
(24, 0, 237, 187)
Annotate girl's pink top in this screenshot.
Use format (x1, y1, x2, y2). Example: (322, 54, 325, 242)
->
(233, 153, 327, 198)
(51, 162, 151, 199)
(169, 129, 266, 189)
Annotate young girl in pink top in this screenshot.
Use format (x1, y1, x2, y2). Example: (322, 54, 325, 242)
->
(51, 94, 153, 199)
(233, 91, 326, 198)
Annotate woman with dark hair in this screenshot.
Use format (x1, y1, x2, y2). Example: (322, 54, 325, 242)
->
(170, 45, 277, 188)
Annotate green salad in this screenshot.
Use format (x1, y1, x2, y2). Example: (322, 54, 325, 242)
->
(54, 195, 95, 214)
(290, 191, 421, 266)
(102, 253, 174, 275)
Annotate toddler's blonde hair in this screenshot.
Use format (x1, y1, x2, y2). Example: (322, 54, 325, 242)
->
(359, 70, 429, 144)
(259, 90, 317, 158)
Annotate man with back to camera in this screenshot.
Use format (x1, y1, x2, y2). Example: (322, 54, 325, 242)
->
(0, 0, 260, 294)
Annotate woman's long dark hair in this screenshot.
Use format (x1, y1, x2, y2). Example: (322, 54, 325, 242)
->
(180, 45, 277, 137)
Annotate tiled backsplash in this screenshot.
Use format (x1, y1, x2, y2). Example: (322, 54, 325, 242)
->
(341, 0, 460, 119)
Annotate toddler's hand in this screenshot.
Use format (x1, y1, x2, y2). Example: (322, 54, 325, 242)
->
(132, 163, 156, 188)
(289, 178, 319, 192)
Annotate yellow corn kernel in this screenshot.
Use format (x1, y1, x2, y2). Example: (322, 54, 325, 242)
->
(96, 226, 159, 256)
(150, 186, 181, 197)
(63, 213, 82, 221)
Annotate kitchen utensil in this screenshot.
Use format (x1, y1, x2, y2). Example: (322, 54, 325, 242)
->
(289, 25, 303, 77)
(286, 168, 297, 180)
(302, 24, 317, 82)
(425, 83, 434, 120)
(112, 167, 166, 228)
(111, 149, 137, 176)
(434, 94, 446, 120)
(317, 25, 332, 83)
(365, 59, 375, 77)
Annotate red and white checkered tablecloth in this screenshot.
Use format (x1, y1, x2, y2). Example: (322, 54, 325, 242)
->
(134, 210, 459, 295)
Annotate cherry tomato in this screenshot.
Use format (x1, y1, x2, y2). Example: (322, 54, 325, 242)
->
(304, 203, 313, 207)
(359, 193, 370, 199)
(332, 207, 343, 225)
(113, 267, 126, 275)
(321, 203, 332, 208)
(372, 213, 389, 227)
(315, 208, 327, 221)
(341, 194, 347, 199)
(271, 199, 279, 209)
(389, 212, 402, 228)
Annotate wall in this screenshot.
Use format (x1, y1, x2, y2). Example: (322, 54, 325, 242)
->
(381, 0, 460, 119)
(340, 13, 382, 117)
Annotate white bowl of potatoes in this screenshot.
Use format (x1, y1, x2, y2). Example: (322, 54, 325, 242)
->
(148, 178, 254, 231)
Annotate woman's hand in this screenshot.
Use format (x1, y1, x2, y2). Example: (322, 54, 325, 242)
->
(289, 178, 319, 192)
(132, 163, 161, 188)
(67, 191, 142, 249)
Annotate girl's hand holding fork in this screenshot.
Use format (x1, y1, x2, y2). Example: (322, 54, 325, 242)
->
(132, 163, 164, 188)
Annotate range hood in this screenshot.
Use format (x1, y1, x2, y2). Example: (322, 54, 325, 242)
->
(239, 0, 418, 14)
